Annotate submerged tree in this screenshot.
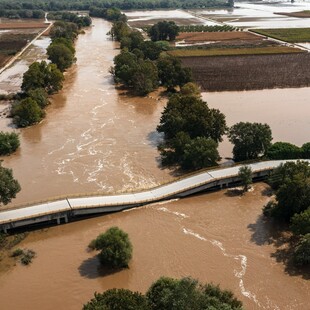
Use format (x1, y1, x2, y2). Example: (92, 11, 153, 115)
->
(0, 162, 21, 205)
(90, 227, 133, 269)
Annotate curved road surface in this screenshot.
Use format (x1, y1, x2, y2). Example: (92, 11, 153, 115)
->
(1, 160, 308, 232)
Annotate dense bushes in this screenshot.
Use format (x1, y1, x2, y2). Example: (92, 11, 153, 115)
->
(89, 227, 133, 269)
(157, 93, 226, 170)
(0, 162, 21, 205)
(264, 161, 310, 266)
(0, 131, 20, 155)
(83, 277, 243, 310)
(267, 141, 310, 160)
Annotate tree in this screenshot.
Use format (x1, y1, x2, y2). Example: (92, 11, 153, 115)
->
(265, 164, 310, 222)
(146, 277, 243, 310)
(238, 166, 252, 192)
(291, 208, 310, 236)
(27, 88, 49, 108)
(0, 132, 20, 155)
(180, 82, 201, 98)
(11, 98, 45, 128)
(228, 122, 272, 162)
(293, 233, 310, 266)
(267, 142, 302, 160)
(0, 162, 21, 205)
(157, 94, 226, 143)
(157, 55, 192, 91)
(21, 61, 64, 95)
(181, 137, 219, 170)
(302, 142, 310, 159)
(47, 42, 75, 71)
(91, 227, 133, 268)
(148, 21, 179, 41)
(83, 289, 149, 310)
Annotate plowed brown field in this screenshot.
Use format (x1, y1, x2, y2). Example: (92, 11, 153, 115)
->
(181, 53, 310, 91)
(177, 31, 262, 43)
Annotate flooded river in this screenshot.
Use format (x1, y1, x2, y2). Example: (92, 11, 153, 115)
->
(0, 5, 310, 310)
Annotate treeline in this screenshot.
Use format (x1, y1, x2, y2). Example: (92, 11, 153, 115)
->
(110, 20, 192, 95)
(0, 0, 231, 12)
(0, 8, 44, 19)
(89, 7, 126, 21)
(264, 161, 310, 267)
(47, 11, 92, 28)
(10, 15, 90, 128)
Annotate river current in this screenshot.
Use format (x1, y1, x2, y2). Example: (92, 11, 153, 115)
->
(0, 10, 309, 310)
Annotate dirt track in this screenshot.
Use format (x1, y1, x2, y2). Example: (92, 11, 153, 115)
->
(181, 53, 310, 91)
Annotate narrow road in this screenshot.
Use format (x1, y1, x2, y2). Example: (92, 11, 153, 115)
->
(0, 20, 53, 75)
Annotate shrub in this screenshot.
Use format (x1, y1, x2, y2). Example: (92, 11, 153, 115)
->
(0, 131, 20, 155)
(92, 227, 133, 268)
(11, 248, 23, 257)
(238, 166, 252, 192)
(20, 249, 36, 265)
(291, 208, 310, 235)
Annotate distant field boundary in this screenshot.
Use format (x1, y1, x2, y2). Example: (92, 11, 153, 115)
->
(168, 46, 304, 57)
(251, 28, 310, 43)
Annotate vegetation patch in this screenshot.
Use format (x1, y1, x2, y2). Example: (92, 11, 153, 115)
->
(168, 46, 303, 57)
(251, 28, 310, 43)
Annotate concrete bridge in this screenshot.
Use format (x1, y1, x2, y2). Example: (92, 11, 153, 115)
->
(0, 160, 304, 233)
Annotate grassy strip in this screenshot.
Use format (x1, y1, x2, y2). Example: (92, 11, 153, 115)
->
(167, 46, 303, 57)
(252, 28, 310, 43)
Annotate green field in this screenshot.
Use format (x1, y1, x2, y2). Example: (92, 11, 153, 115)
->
(252, 28, 310, 43)
(167, 46, 304, 57)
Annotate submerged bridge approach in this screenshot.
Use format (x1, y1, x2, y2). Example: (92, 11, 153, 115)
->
(0, 160, 304, 233)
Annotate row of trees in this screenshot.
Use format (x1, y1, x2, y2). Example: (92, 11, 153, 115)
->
(47, 12, 92, 28)
(0, 8, 44, 19)
(0, 0, 232, 12)
(264, 161, 310, 266)
(11, 16, 89, 128)
(111, 20, 192, 95)
(84, 277, 243, 310)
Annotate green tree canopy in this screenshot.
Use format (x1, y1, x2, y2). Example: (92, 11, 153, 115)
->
(0, 162, 21, 205)
(180, 82, 201, 97)
(238, 166, 252, 192)
(228, 122, 272, 162)
(47, 42, 75, 71)
(302, 142, 310, 159)
(148, 21, 179, 41)
(27, 88, 49, 109)
(267, 142, 302, 160)
(265, 161, 310, 222)
(146, 277, 243, 310)
(0, 132, 20, 156)
(157, 55, 192, 91)
(83, 277, 243, 310)
(157, 94, 226, 143)
(11, 98, 45, 128)
(91, 226, 133, 269)
(50, 21, 79, 41)
(181, 137, 219, 170)
(83, 289, 149, 310)
(291, 208, 310, 236)
(293, 233, 310, 267)
(21, 61, 64, 95)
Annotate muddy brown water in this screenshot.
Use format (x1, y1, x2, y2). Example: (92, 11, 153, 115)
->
(0, 17, 310, 310)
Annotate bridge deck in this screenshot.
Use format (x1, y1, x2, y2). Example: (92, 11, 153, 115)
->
(0, 160, 303, 231)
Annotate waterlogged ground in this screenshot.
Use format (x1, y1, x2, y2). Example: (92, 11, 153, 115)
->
(0, 4, 310, 310)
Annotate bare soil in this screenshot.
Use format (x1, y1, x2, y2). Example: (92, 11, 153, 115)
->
(275, 11, 310, 18)
(180, 53, 310, 91)
(0, 22, 46, 30)
(177, 31, 262, 42)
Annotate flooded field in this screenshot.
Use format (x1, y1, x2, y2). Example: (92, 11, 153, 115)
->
(0, 3, 310, 310)
(201, 1, 310, 28)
